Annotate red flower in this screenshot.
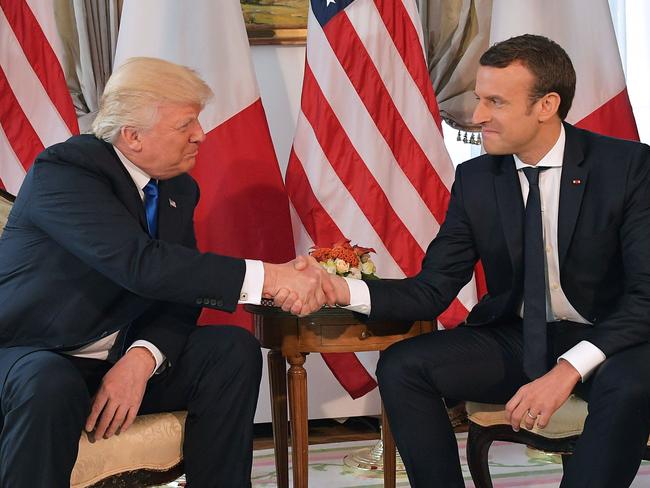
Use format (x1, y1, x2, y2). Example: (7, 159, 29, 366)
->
(309, 238, 375, 268)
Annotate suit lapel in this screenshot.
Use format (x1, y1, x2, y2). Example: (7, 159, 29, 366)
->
(103, 143, 192, 242)
(157, 181, 188, 243)
(117, 182, 148, 233)
(103, 143, 149, 233)
(558, 124, 588, 267)
(494, 155, 525, 278)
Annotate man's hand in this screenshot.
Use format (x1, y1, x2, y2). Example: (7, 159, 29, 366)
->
(262, 256, 336, 316)
(505, 360, 581, 431)
(85, 347, 155, 441)
(274, 259, 352, 313)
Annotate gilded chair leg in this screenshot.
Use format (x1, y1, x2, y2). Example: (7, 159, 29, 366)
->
(466, 423, 494, 488)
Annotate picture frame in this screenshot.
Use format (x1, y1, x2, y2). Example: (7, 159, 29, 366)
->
(241, 0, 308, 45)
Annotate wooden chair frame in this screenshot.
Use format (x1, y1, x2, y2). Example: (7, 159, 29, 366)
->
(466, 420, 650, 488)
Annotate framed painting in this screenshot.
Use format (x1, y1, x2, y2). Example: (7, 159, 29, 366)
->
(240, 0, 308, 45)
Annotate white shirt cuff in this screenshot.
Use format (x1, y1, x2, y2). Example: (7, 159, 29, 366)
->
(239, 259, 263, 304)
(557, 340, 606, 381)
(127, 340, 165, 377)
(342, 277, 371, 315)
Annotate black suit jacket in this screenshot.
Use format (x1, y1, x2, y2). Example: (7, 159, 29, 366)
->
(367, 124, 650, 358)
(0, 135, 247, 385)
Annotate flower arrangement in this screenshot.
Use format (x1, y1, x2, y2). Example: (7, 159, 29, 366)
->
(309, 239, 378, 280)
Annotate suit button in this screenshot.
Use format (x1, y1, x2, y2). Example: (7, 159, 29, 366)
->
(195, 298, 203, 305)
(216, 299, 224, 307)
(210, 299, 217, 306)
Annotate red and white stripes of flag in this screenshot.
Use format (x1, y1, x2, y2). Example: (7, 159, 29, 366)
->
(286, 0, 483, 397)
(0, 0, 78, 193)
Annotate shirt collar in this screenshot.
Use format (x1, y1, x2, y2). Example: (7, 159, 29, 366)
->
(113, 145, 153, 192)
(514, 124, 565, 170)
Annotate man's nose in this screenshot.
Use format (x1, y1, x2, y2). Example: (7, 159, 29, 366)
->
(472, 101, 488, 126)
(192, 121, 206, 144)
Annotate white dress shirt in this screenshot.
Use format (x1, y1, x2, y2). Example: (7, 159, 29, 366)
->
(345, 125, 606, 381)
(63, 146, 264, 375)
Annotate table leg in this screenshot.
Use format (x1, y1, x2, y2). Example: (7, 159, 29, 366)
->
(268, 350, 289, 488)
(287, 352, 308, 488)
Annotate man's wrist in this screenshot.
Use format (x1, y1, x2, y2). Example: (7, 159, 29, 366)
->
(335, 275, 351, 305)
(126, 346, 157, 376)
(555, 359, 581, 384)
(262, 262, 278, 297)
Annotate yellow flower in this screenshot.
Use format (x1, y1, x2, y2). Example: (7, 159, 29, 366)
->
(348, 267, 362, 280)
(361, 259, 376, 275)
(322, 260, 337, 275)
(335, 258, 350, 274)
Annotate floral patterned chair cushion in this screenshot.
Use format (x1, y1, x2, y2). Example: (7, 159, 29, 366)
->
(71, 411, 186, 488)
(0, 189, 13, 235)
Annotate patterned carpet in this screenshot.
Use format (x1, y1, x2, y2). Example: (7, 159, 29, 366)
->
(164, 432, 650, 487)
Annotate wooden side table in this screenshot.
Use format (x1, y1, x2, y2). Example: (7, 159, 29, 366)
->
(245, 304, 434, 488)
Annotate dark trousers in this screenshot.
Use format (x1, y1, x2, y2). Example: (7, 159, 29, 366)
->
(376, 319, 650, 488)
(0, 326, 262, 488)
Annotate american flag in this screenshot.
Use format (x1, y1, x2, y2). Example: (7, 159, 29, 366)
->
(0, 0, 78, 194)
(286, 0, 485, 398)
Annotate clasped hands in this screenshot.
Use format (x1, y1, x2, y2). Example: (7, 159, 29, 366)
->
(263, 255, 348, 316)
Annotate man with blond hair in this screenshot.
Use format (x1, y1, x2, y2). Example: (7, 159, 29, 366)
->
(0, 57, 333, 487)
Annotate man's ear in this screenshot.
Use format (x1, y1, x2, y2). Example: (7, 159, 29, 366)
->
(119, 126, 143, 152)
(538, 92, 561, 122)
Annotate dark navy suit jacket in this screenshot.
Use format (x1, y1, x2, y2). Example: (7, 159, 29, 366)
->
(367, 124, 650, 358)
(0, 134, 246, 387)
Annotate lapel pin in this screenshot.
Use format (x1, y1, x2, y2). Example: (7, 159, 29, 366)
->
(572, 179, 582, 185)
(169, 198, 177, 208)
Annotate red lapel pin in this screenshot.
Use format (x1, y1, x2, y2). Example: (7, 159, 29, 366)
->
(572, 179, 582, 185)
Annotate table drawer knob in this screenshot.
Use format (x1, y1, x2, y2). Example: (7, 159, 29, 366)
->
(360, 329, 371, 340)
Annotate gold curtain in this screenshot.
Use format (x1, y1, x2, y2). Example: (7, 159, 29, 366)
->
(426, 0, 492, 132)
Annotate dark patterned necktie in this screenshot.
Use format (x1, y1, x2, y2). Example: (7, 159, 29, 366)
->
(522, 167, 548, 379)
(143, 179, 159, 238)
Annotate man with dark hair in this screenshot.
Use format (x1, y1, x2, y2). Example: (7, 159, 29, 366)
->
(479, 34, 577, 120)
(311, 34, 650, 487)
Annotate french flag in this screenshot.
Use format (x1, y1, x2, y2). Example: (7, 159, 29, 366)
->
(489, 0, 638, 141)
(115, 0, 296, 330)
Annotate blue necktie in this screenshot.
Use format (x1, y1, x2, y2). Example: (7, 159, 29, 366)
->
(522, 167, 548, 379)
(143, 179, 159, 238)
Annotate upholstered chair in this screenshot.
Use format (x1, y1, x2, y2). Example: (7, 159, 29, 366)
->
(0, 189, 12, 232)
(465, 397, 650, 488)
(1, 189, 188, 487)
(71, 411, 186, 487)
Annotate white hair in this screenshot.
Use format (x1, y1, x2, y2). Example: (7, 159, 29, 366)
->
(92, 57, 213, 142)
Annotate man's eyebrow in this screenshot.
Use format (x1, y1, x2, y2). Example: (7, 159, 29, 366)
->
(175, 117, 194, 127)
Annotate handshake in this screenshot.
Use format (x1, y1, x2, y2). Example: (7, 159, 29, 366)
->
(262, 256, 351, 316)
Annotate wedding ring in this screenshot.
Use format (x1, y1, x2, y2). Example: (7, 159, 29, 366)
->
(526, 410, 538, 420)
